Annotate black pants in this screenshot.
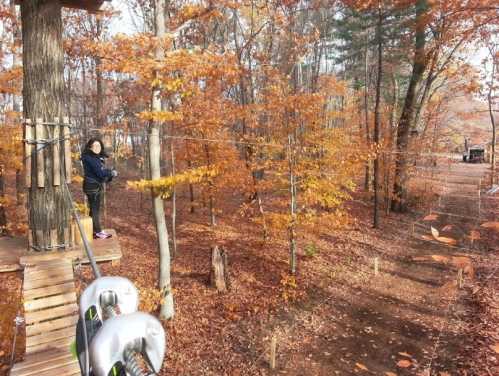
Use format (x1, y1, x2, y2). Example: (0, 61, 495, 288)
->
(86, 191, 102, 234)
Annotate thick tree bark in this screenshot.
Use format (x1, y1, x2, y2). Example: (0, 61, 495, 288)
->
(210, 246, 229, 292)
(373, 3, 383, 228)
(151, 0, 174, 320)
(392, 0, 428, 212)
(21, 0, 71, 250)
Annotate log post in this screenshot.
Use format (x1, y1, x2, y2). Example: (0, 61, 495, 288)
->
(21, 1, 72, 251)
(210, 246, 229, 292)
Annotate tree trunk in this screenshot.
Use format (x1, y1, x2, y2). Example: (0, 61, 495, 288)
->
(170, 141, 177, 257)
(95, 18, 104, 128)
(392, 0, 428, 212)
(210, 246, 229, 292)
(0, 165, 7, 235)
(373, 3, 383, 228)
(151, 0, 174, 320)
(363, 33, 371, 191)
(21, 0, 71, 251)
(203, 143, 216, 226)
(487, 46, 496, 186)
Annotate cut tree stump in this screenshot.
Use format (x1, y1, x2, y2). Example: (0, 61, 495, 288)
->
(210, 246, 229, 292)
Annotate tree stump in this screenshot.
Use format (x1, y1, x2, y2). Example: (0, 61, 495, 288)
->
(210, 246, 229, 292)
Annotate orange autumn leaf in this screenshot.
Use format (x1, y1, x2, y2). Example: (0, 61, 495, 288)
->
(396, 359, 412, 368)
(355, 362, 369, 371)
(480, 222, 499, 231)
(423, 214, 438, 221)
(435, 236, 457, 246)
(468, 230, 480, 240)
(490, 343, 499, 354)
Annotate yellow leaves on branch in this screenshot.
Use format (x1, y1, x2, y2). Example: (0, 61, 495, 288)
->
(138, 110, 183, 123)
(127, 165, 217, 199)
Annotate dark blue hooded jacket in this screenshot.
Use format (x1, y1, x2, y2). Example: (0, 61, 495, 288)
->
(81, 152, 113, 192)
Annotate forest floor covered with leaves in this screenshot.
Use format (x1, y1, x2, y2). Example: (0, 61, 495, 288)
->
(0, 161, 497, 376)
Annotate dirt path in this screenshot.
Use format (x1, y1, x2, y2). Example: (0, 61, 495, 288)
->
(246, 161, 495, 376)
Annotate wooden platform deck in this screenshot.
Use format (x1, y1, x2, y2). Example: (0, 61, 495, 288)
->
(0, 229, 122, 272)
(10, 259, 80, 376)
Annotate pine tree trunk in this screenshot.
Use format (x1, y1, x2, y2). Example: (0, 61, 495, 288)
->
(151, 0, 174, 320)
(21, 0, 71, 251)
(392, 0, 428, 212)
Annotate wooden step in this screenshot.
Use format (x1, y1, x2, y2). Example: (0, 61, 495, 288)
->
(24, 282, 76, 301)
(26, 335, 75, 355)
(25, 302, 78, 325)
(26, 314, 78, 337)
(10, 348, 79, 376)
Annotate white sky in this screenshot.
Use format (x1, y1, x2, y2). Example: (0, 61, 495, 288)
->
(106, 0, 492, 82)
(107, 0, 138, 35)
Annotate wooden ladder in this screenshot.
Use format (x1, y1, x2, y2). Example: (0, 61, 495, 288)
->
(10, 259, 80, 376)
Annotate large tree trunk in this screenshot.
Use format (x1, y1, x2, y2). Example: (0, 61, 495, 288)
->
(151, 0, 174, 320)
(21, 0, 71, 251)
(392, 0, 428, 212)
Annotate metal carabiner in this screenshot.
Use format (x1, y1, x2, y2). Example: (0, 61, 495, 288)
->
(89, 312, 166, 376)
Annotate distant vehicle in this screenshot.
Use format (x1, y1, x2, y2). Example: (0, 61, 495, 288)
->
(463, 145, 485, 163)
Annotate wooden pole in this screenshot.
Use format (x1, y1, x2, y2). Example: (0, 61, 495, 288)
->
(35, 118, 45, 188)
(269, 335, 277, 370)
(53, 117, 60, 186)
(63, 116, 71, 183)
(24, 119, 32, 188)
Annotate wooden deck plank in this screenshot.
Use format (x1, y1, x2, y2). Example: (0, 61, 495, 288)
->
(9, 349, 74, 374)
(23, 273, 74, 290)
(10, 355, 76, 376)
(26, 314, 78, 337)
(24, 282, 76, 300)
(26, 335, 75, 354)
(26, 263, 72, 276)
(26, 326, 76, 348)
(36, 360, 80, 376)
(24, 268, 73, 284)
(25, 303, 78, 326)
(20, 229, 122, 266)
(2, 228, 122, 273)
(8, 229, 124, 375)
(24, 292, 76, 312)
